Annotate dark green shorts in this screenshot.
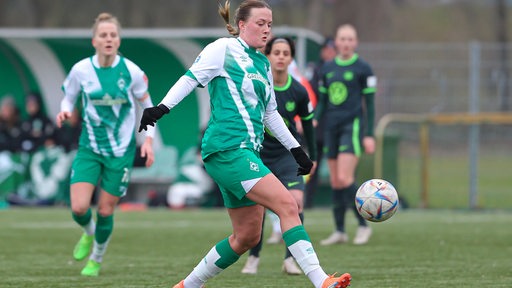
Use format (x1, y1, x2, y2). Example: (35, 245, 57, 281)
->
(203, 148, 271, 208)
(324, 117, 363, 159)
(261, 150, 305, 191)
(71, 147, 135, 197)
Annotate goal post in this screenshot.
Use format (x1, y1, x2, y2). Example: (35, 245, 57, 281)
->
(374, 112, 512, 209)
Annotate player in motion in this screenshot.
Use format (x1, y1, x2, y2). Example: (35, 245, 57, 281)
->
(316, 24, 377, 246)
(56, 12, 155, 276)
(240, 36, 317, 275)
(138, 1, 351, 287)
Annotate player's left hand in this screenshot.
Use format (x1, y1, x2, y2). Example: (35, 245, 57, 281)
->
(290, 146, 313, 176)
(138, 104, 169, 132)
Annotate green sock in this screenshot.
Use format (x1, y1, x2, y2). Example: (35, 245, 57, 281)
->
(95, 213, 113, 244)
(283, 225, 320, 275)
(72, 208, 92, 226)
(188, 237, 240, 285)
(214, 238, 240, 269)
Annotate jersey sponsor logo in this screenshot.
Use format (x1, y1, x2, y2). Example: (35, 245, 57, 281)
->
(246, 73, 269, 86)
(249, 161, 260, 172)
(328, 82, 348, 105)
(285, 101, 296, 112)
(90, 94, 128, 106)
(287, 181, 301, 187)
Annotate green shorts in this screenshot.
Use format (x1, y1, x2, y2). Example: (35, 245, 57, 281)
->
(70, 147, 135, 197)
(324, 117, 363, 159)
(203, 148, 271, 209)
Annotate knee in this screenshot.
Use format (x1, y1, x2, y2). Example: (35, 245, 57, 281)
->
(96, 205, 114, 217)
(335, 175, 354, 189)
(70, 203, 89, 216)
(235, 230, 261, 251)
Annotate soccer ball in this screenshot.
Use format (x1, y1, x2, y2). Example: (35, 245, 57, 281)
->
(355, 178, 399, 222)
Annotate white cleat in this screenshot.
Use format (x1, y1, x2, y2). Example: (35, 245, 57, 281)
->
(353, 226, 372, 245)
(282, 257, 302, 275)
(320, 231, 349, 246)
(241, 255, 260, 274)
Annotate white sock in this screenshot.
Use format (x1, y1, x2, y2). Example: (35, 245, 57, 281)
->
(287, 240, 328, 287)
(83, 220, 96, 236)
(307, 267, 329, 288)
(90, 237, 110, 263)
(184, 246, 223, 287)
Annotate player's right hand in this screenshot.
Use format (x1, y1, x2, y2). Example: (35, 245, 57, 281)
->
(56, 111, 71, 128)
(138, 104, 169, 132)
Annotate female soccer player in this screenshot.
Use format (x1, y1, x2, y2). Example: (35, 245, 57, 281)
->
(138, 1, 351, 287)
(316, 24, 377, 246)
(240, 36, 317, 275)
(56, 12, 155, 276)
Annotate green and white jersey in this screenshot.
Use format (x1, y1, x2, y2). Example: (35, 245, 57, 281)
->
(61, 55, 148, 157)
(185, 37, 275, 159)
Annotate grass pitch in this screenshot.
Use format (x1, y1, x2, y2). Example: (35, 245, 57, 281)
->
(1, 207, 511, 287)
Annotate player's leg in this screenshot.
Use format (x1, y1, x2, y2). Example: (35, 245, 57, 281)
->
(321, 156, 352, 245)
(320, 129, 349, 245)
(81, 151, 132, 276)
(266, 210, 283, 244)
(178, 205, 264, 288)
(241, 212, 265, 274)
(282, 175, 305, 275)
(175, 149, 266, 287)
(69, 149, 101, 262)
(247, 174, 350, 288)
(70, 182, 96, 261)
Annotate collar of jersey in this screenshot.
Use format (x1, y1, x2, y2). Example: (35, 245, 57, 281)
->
(91, 54, 121, 69)
(335, 53, 358, 67)
(237, 37, 257, 52)
(274, 75, 292, 92)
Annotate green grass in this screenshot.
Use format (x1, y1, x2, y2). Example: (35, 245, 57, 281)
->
(1, 207, 512, 287)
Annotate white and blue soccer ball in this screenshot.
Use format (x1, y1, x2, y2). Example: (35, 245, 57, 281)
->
(355, 179, 399, 222)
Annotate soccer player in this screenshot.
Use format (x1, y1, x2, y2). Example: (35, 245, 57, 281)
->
(315, 24, 377, 246)
(240, 36, 317, 275)
(55, 12, 156, 276)
(138, 1, 351, 287)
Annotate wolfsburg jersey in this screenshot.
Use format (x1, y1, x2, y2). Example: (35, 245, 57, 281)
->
(317, 53, 376, 130)
(185, 37, 275, 159)
(61, 55, 148, 157)
(261, 75, 313, 159)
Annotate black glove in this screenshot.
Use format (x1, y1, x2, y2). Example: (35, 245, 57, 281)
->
(290, 146, 313, 176)
(138, 104, 170, 132)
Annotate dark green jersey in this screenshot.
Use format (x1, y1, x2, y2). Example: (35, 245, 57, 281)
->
(316, 53, 377, 135)
(261, 75, 313, 159)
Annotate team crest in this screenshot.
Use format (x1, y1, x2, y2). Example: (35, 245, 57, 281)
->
(117, 78, 126, 90)
(285, 101, 296, 112)
(249, 161, 260, 172)
(343, 71, 354, 81)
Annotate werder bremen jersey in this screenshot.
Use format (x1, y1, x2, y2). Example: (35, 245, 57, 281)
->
(261, 75, 313, 159)
(61, 55, 148, 157)
(317, 53, 376, 130)
(185, 37, 275, 159)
